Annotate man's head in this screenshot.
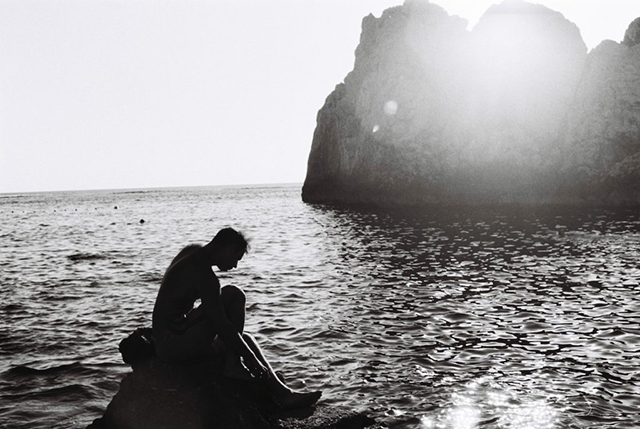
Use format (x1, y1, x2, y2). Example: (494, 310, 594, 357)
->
(209, 227, 249, 271)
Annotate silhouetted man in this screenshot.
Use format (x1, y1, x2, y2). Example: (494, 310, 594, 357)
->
(152, 227, 321, 409)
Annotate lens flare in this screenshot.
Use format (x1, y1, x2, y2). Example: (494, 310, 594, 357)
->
(384, 100, 398, 115)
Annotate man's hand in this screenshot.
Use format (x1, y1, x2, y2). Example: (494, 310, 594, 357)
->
(244, 357, 270, 379)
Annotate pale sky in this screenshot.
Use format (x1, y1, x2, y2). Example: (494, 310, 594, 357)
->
(1, 0, 639, 193)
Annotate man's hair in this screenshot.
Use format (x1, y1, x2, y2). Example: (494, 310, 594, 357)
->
(211, 227, 250, 254)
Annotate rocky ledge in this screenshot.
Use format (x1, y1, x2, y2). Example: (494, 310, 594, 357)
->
(88, 328, 381, 429)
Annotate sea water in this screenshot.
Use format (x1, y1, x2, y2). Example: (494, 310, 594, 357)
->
(0, 184, 639, 429)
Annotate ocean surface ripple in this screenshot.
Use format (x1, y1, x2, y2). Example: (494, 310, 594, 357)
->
(0, 185, 639, 428)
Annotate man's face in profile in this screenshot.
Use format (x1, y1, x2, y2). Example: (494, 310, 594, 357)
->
(217, 246, 244, 271)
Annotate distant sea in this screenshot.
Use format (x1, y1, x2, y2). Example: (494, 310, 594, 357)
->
(1, 184, 639, 429)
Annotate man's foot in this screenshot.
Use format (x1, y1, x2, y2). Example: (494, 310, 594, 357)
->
(276, 390, 322, 410)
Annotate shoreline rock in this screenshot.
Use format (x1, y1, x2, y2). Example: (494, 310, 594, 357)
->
(88, 328, 381, 429)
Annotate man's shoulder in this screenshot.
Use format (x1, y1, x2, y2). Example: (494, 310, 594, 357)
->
(169, 244, 203, 267)
(178, 243, 204, 258)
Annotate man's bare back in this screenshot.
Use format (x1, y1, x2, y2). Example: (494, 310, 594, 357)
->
(152, 244, 216, 340)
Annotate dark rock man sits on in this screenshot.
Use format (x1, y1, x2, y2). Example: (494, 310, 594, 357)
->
(152, 227, 322, 409)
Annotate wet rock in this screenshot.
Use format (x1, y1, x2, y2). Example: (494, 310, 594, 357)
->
(303, 0, 640, 206)
(88, 329, 381, 429)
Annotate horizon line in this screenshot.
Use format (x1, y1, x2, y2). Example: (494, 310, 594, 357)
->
(0, 181, 304, 196)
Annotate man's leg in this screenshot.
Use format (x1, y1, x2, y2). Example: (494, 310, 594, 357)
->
(243, 332, 322, 408)
(221, 285, 246, 332)
(218, 286, 252, 378)
(219, 286, 322, 408)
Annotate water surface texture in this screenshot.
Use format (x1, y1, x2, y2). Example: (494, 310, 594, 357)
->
(1, 185, 638, 428)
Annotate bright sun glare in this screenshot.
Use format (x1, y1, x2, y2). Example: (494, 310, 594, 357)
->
(434, 383, 559, 429)
(433, 0, 640, 50)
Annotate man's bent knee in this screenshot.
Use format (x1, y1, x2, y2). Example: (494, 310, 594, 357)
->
(221, 285, 246, 306)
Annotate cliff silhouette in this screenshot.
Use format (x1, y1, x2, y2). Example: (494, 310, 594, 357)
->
(302, 0, 640, 206)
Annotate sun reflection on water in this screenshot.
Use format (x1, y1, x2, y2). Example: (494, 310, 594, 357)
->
(419, 376, 560, 429)
(498, 401, 558, 429)
(449, 405, 481, 429)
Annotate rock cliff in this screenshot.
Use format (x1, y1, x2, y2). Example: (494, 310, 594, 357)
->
(302, 0, 640, 206)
